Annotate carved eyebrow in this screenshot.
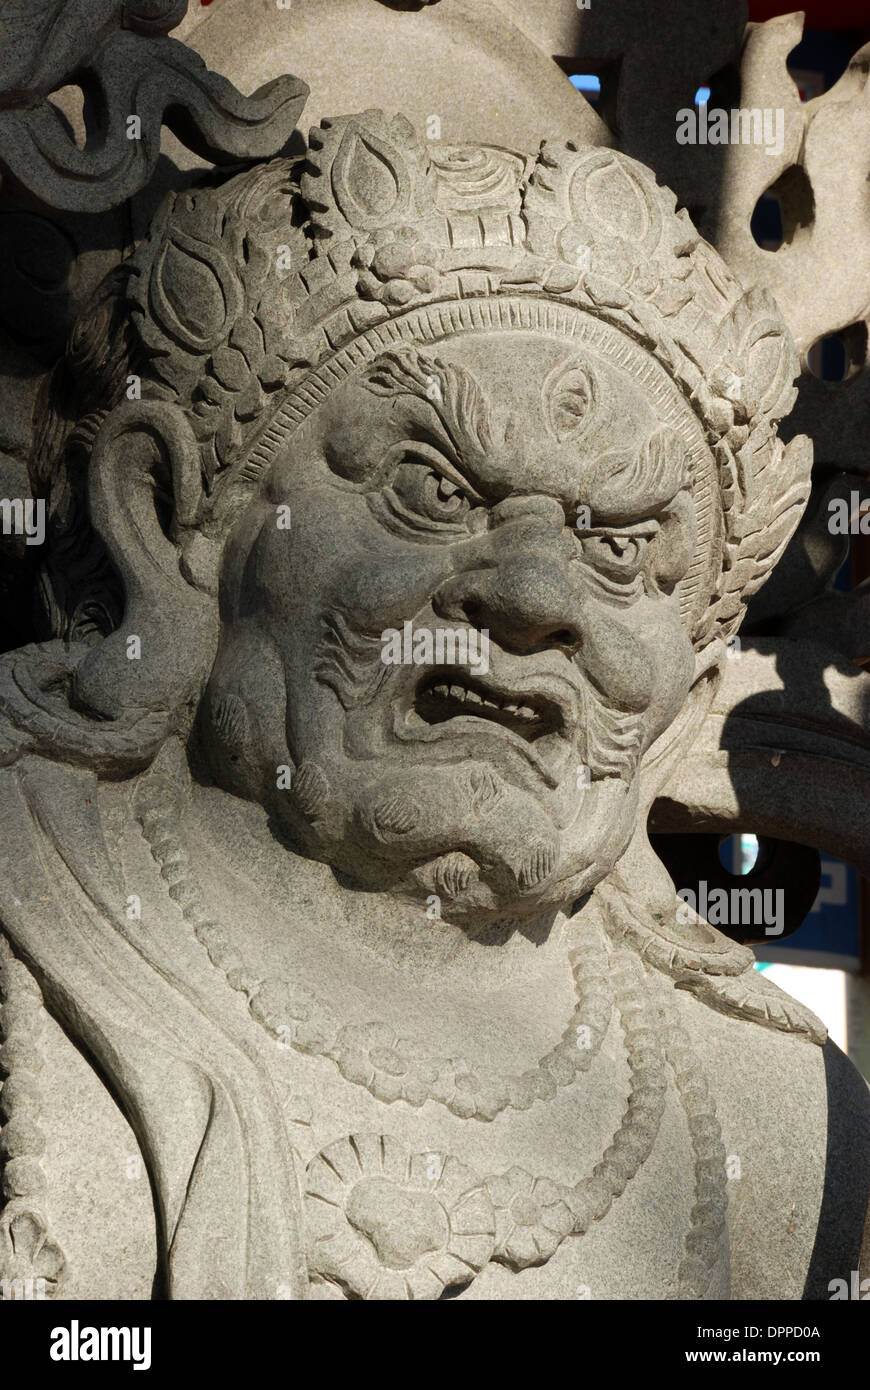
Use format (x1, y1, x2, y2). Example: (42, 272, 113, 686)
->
(362, 346, 495, 476)
(584, 426, 694, 524)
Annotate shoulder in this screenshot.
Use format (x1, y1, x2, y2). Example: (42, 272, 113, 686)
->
(1, 937, 157, 1301)
(672, 979, 870, 1299)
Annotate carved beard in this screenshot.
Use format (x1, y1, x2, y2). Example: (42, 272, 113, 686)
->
(275, 605, 647, 923)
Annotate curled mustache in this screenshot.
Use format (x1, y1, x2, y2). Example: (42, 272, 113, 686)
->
(582, 683, 644, 781)
(314, 607, 645, 782)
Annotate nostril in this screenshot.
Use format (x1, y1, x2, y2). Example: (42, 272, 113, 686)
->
(549, 629, 576, 648)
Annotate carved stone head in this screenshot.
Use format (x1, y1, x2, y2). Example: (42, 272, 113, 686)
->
(31, 113, 810, 923)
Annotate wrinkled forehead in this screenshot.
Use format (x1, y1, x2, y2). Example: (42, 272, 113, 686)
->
(276, 300, 707, 467)
(241, 299, 719, 629)
(415, 331, 660, 499)
(308, 329, 663, 504)
(432, 331, 656, 434)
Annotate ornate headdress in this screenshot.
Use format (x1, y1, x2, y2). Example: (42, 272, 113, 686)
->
(47, 110, 812, 649)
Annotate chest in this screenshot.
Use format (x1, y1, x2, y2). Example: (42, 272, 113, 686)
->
(275, 1012, 730, 1300)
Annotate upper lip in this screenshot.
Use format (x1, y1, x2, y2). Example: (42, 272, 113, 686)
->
(395, 655, 582, 786)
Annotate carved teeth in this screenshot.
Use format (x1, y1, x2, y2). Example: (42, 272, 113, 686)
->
(424, 679, 538, 716)
(504, 703, 537, 722)
(416, 676, 564, 754)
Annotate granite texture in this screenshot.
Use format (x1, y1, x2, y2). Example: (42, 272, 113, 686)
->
(0, 0, 869, 1303)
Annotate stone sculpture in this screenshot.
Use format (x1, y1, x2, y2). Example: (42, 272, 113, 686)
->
(1, 0, 869, 1302)
(0, 0, 307, 212)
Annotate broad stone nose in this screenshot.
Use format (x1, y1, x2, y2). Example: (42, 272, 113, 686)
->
(433, 495, 582, 652)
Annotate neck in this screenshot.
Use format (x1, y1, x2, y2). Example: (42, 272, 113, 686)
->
(133, 749, 611, 1116)
(186, 777, 575, 993)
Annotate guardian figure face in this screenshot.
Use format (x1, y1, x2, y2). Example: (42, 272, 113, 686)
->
(203, 325, 696, 923)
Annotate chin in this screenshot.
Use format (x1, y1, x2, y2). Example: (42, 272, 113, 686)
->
(400, 838, 616, 927)
(284, 761, 631, 927)
(418, 772, 636, 925)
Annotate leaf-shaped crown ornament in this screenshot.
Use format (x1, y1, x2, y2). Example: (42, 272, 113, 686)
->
(121, 110, 809, 648)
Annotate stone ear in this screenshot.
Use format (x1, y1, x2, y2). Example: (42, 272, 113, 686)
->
(71, 400, 220, 725)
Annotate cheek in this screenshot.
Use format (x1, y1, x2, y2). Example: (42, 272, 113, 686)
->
(337, 549, 453, 628)
(636, 602, 695, 737)
(254, 483, 455, 636)
(648, 494, 696, 592)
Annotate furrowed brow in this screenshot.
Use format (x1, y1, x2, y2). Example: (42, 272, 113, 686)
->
(583, 426, 693, 525)
(362, 346, 495, 474)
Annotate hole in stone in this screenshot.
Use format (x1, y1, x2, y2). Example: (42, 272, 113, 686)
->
(807, 323, 868, 382)
(563, 59, 621, 132)
(47, 85, 86, 150)
(751, 192, 783, 250)
(752, 165, 814, 252)
(705, 61, 741, 114)
(570, 74, 602, 100)
(718, 834, 759, 876)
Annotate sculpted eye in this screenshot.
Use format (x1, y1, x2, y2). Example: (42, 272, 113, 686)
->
(543, 358, 595, 443)
(599, 536, 643, 565)
(392, 459, 471, 523)
(580, 530, 652, 584)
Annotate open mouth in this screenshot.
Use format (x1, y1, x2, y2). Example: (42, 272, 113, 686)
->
(415, 673, 564, 743)
(401, 670, 577, 785)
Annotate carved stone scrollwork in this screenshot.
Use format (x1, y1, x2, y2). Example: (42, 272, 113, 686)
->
(0, 0, 308, 213)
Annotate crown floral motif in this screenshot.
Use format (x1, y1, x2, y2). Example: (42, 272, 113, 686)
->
(125, 109, 810, 647)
